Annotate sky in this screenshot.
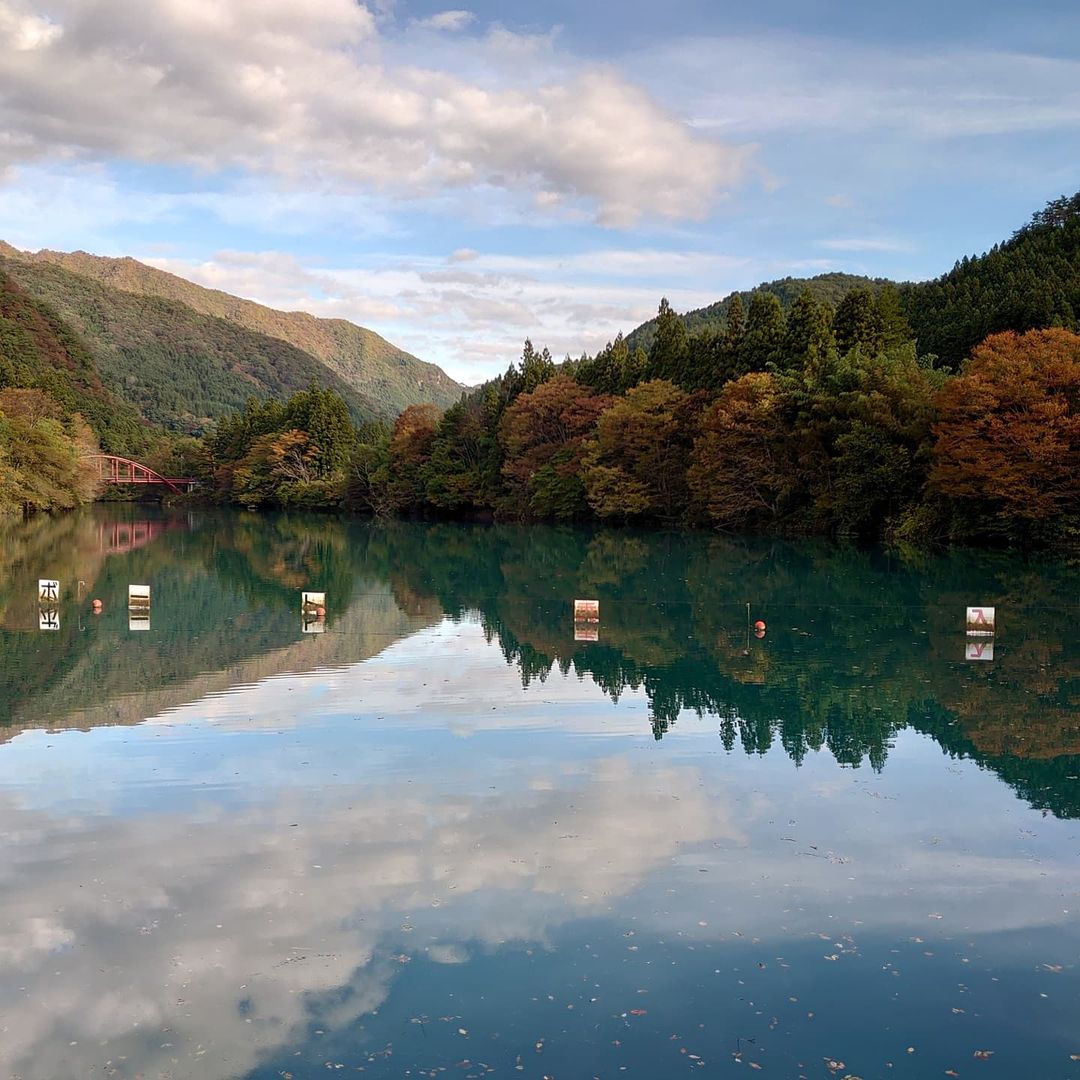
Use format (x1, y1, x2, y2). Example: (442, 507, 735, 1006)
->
(0, 0, 1078, 384)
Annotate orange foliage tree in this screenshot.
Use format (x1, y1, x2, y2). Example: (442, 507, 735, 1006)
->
(582, 380, 703, 522)
(931, 329, 1080, 542)
(386, 404, 443, 513)
(499, 375, 613, 519)
(687, 372, 798, 529)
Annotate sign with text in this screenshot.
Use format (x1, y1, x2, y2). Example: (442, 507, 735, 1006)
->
(965, 640, 994, 661)
(574, 623, 599, 642)
(38, 608, 60, 631)
(128, 584, 151, 609)
(301, 591, 326, 610)
(574, 599, 600, 622)
(38, 579, 60, 604)
(129, 613, 150, 631)
(965, 606, 995, 635)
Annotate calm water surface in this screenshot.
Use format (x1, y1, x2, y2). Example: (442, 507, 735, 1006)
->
(1, 507, 1079, 1079)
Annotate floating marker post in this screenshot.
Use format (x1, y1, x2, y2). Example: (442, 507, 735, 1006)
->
(573, 599, 599, 622)
(573, 598, 600, 643)
(301, 591, 327, 633)
(965, 606, 995, 636)
(128, 585, 151, 631)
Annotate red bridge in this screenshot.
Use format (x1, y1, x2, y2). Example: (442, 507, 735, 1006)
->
(87, 455, 196, 494)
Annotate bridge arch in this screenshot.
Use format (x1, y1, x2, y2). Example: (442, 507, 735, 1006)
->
(85, 454, 194, 494)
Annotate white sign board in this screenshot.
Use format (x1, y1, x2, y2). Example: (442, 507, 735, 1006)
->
(965, 606, 995, 635)
(128, 584, 151, 608)
(574, 599, 600, 622)
(574, 623, 599, 642)
(301, 591, 326, 610)
(302, 616, 326, 634)
(38, 608, 60, 631)
(965, 640, 994, 661)
(38, 579, 60, 604)
(129, 613, 150, 631)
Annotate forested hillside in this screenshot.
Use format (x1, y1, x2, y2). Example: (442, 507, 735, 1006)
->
(1, 244, 463, 419)
(278, 192, 1080, 548)
(0, 271, 148, 453)
(0, 271, 139, 512)
(899, 191, 1080, 367)
(0, 257, 387, 432)
(625, 272, 887, 354)
(626, 193, 1080, 369)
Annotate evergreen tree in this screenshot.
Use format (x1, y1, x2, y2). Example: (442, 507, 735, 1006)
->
(834, 286, 883, 354)
(741, 293, 786, 372)
(649, 298, 689, 382)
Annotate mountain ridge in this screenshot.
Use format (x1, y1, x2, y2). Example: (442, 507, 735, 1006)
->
(0, 241, 463, 429)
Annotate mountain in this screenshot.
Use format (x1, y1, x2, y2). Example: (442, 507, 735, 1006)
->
(625, 272, 889, 353)
(0, 243, 463, 432)
(0, 268, 148, 453)
(898, 192, 1080, 367)
(624, 192, 1080, 367)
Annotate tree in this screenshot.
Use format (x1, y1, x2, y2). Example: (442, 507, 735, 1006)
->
(834, 286, 883, 354)
(687, 372, 797, 528)
(424, 396, 496, 513)
(385, 403, 443, 513)
(582, 380, 701, 522)
(741, 293, 786, 373)
(782, 290, 835, 371)
(649, 298, 689, 383)
(930, 329, 1080, 542)
(499, 375, 613, 519)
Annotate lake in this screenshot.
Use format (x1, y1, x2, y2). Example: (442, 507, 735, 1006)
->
(1, 506, 1078, 1079)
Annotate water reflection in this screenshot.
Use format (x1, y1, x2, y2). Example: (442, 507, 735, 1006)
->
(3, 510, 1078, 815)
(0, 510, 1079, 1078)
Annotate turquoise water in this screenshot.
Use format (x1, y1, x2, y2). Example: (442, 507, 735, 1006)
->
(1, 507, 1078, 1079)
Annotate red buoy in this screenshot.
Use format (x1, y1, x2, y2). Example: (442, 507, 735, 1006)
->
(91, 599, 103, 612)
(754, 619, 766, 631)
(315, 605, 326, 617)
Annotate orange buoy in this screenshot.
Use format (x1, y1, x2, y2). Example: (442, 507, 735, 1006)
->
(315, 605, 326, 617)
(754, 628, 766, 639)
(91, 599, 103, 613)
(754, 619, 766, 631)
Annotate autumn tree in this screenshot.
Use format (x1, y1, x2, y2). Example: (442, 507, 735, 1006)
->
(582, 380, 702, 522)
(930, 329, 1080, 542)
(385, 403, 443, 513)
(687, 372, 798, 529)
(499, 375, 613, 519)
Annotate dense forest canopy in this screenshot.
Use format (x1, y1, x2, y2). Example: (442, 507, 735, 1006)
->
(5, 191, 1080, 547)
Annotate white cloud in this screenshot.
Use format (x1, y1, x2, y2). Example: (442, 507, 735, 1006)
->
(143, 246, 766, 382)
(413, 9, 475, 32)
(0, 0, 751, 226)
(653, 35, 1080, 140)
